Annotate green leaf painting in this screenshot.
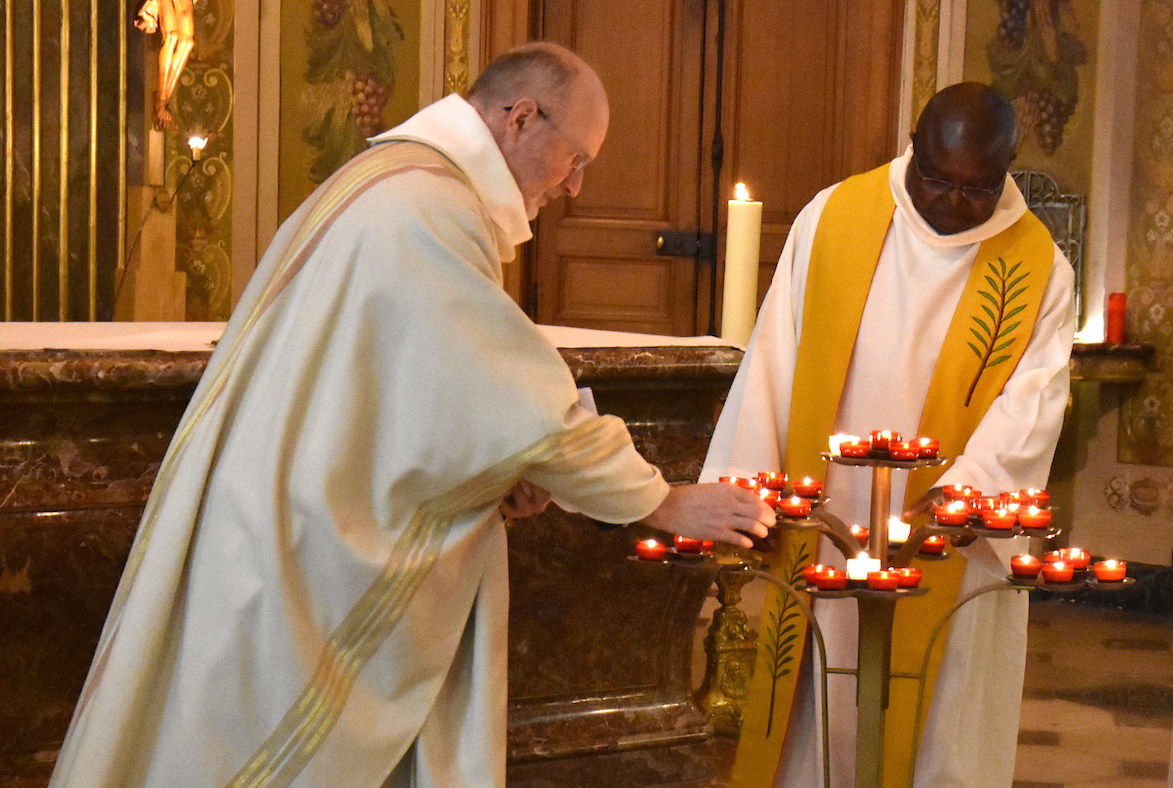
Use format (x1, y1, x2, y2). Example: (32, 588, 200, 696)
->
(304, 0, 405, 184)
(964, 257, 1030, 407)
(762, 540, 811, 738)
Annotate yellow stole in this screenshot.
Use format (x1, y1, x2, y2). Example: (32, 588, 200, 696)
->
(731, 163, 1054, 786)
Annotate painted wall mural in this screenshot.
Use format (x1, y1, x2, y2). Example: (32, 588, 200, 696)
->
(987, 0, 1087, 155)
(302, 0, 405, 184)
(1119, 0, 1172, 467)
(171, 0, 234, 320)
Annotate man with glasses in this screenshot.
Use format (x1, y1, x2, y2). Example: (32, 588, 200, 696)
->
(703, 83, 1074, 786)
(52, 42, 773, 787)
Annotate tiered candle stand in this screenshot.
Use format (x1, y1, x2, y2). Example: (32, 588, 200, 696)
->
(652, 452, 1134, 788)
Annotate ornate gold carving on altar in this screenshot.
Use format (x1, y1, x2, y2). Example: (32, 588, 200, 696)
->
(911, 0, 942, 127)
(443, 0, 471, 95)
(135, 0, 196, 130)
(695, 564, 759, 737)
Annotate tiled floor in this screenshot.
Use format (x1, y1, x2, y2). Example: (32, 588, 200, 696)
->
(692, 587, 1173, 786)
(1012, 599, 1171, 788)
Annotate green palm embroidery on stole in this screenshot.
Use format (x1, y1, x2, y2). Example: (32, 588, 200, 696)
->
(965, 257, 1032, 406)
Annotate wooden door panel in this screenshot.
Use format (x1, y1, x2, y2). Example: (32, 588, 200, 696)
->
(535, 0, 705, 334)
(722, 0, 904, 300)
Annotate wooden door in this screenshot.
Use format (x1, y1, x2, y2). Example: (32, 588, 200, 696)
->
(529, 0, 905, 335)
(531, 0, 706, 335)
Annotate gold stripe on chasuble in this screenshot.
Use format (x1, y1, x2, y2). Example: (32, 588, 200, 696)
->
(105, 143, 467, 626)
(230, 416, 632, 787)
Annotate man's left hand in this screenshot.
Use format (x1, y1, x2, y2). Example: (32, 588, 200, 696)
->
(902, 485, 943, 521)
(500, 481, 552, 519)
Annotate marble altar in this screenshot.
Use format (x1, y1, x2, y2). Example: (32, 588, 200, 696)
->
(0, 322, 742, 786)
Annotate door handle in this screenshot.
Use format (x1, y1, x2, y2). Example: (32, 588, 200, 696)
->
(654, 230, 715, 258)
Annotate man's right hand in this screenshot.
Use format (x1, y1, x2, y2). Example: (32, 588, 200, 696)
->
(640, 483, 774, 549)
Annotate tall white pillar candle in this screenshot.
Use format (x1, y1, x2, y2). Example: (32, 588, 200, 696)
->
(720, 182, 763, 345)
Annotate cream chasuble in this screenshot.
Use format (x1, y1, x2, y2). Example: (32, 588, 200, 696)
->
(703, 146, 1074, 787)
(51, 94, 668, 788)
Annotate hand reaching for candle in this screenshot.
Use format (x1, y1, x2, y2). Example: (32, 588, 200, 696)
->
(902, 485, 943, 521)
(499, 480, 552, 519)
(640, 483, 773, 548)
(903, 485, 976, 545)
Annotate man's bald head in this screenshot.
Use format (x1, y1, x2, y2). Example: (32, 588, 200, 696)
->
(913, 82, 1017, 168)
(468, 42, 609, 219)
(906, 82, 1018, 235)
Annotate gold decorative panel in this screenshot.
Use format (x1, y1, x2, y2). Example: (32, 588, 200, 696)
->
(1, 0, 139, 320)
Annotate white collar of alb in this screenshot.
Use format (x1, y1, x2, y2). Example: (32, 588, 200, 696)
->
(367, 94, 532, 252)
(888, 145, 1028, 248)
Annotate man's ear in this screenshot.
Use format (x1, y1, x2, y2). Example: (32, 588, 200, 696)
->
(506, 98, 540, 134)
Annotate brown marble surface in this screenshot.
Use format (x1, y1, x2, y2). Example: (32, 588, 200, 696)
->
(0, 342, 742, 785)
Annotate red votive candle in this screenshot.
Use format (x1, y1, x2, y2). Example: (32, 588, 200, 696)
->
(919, 535, 947, 555)
(916, 437, 940, 458)
(850, 524, 871, 546)
(1017, 505, 1052, 529)
(813, 568, 847, 590)
(895, 567, 922, 588)
(1106, 292, 1127, 344)
(1092, 559, 1127, 582)
(1022, 488, 1051, 507)
(719, 476, 760, 491)
(1001, 490, 1028, 506)
(981, 508, 1017, 530)
(673, 535, 703, 553)
(793, 476, 824, 498)
(840, 439, 872, 458)
(934, 501, 971, 526)
(779, 495, 812, 518)
(1010, 554, 1043, 577)
(1058, 547, 1090, 570)
(866, 570, 901, 591)
(758, 488, 783, 509)
(969, 496, 1000, 513)
(757, 471, 788, 490)
(635, 539, 668, 561)
(1041, 560, 1074, 583)
(870, 429, 900, 452)
(802, 563, 830, 585)
(942, 484, 976, 501)
(888, 440, 919, 460)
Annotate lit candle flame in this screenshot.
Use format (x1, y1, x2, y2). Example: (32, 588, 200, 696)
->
(734, 181, 751, 201)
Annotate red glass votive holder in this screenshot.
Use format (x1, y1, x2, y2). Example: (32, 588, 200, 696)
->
(757, 471, 788, 490)
(981, 508, 1017, 530)
(1001, 490, 1028, 506)
(1017, 505, 1052, 529)
(870, 429, 900, 452)
(850, 525, 871, 547)
(719, 476, 760, 491)
(802, 563, 830, 585)
(916, 437, 940, 458)
(758, 488, 783, 509)
(895, 567, 922, 588)
(1058, 547, 1090, 570)
(1010, 554, 1043, 578)
(942, 484, 976, 501)
(1022, 488, 1051, 507)
(779, 495, 812, 518)
(934, 501, 971, 526)
(1041, 560, 1074, 583)
(919, 535, 947, 555)
(793, 476, 824, 498)
(673, 535, 703, 553)
(888, 440, 919, 460)
(813, 568, 847, 590)
(968, 496, 1000, 513)
(866, 570, 901, 591)
(1092, 559, 1127, 582)
(635, 539, 668, 561)
(840, 440, 871, 458)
